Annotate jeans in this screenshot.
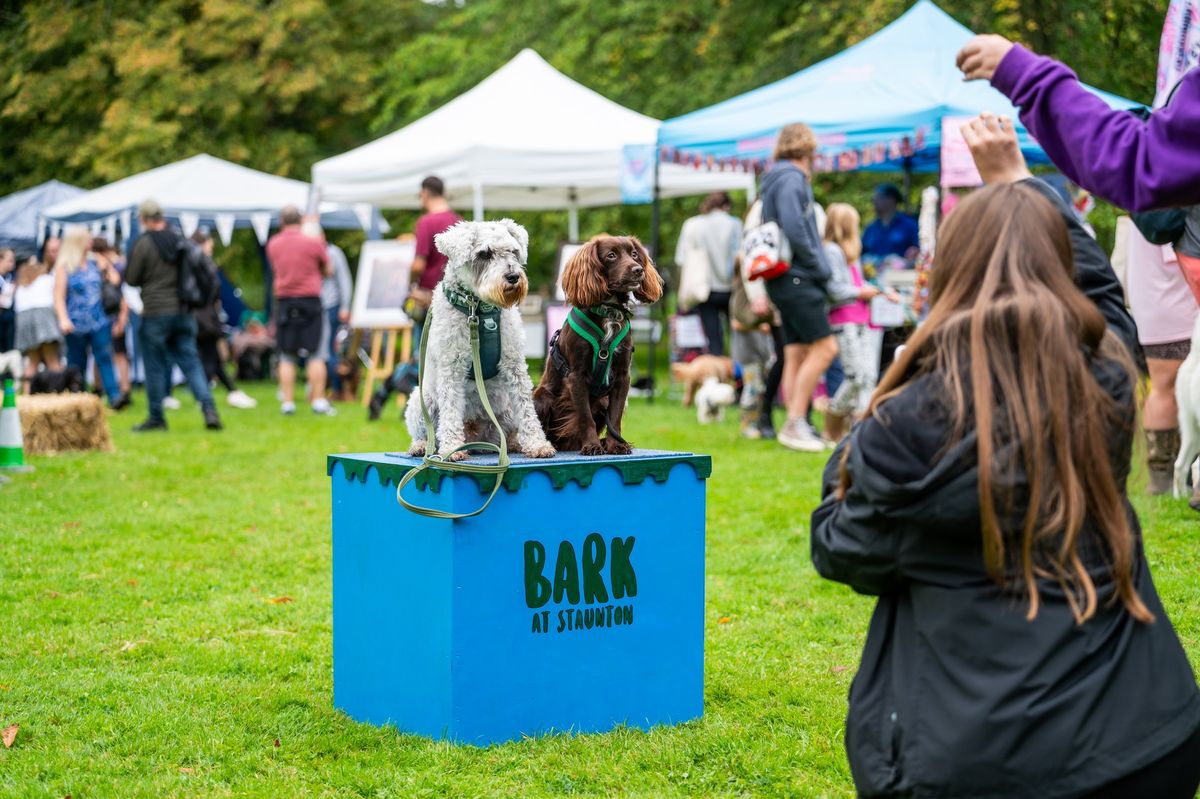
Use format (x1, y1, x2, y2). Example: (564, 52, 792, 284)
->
(825, 356, 845, 398)
(0, 308, 14, 353)
(65, 325, 120, 403)
(139, 314, 215, 422)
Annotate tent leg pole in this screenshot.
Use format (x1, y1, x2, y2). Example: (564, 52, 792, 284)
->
(648, 156, 661, 404)
(568, 205, 579, 242)
(473, 182, 484, 222)
(258, 240, 274, 321)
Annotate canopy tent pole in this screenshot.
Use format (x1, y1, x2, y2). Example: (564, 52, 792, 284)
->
(258, 239, 274, 320)
(472, 182, 484, 222)
(647, 155, 661, 403)
(902, 157, 914, 209)
(567, 190, 580, 241)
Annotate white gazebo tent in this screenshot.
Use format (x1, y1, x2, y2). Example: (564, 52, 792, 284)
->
(40, 153, 386, 248)
(310, 49, 755, 238)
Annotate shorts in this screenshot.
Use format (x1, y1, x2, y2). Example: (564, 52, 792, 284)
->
(276, 296, 323, 359)
(111, 322, 127, 356)
(1143, 339, 1191, 361)
(765, 270, 831, 345)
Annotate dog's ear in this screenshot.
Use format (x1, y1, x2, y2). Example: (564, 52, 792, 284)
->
(561, 239, 608, 308)
(498, 218, 529, 263)
(434, 222, 476, 265)
(630, 237, 663, 304)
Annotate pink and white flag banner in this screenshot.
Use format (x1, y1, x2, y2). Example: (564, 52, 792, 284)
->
(658, 127, 929, 175)
(1157, 0, 1200, 108)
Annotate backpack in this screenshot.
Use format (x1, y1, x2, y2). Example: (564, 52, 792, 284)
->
(176, 238, 219, 310)
(742, 220, 791, 282)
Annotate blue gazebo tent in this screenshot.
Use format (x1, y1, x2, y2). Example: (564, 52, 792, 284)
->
(657, 0, 1142, 173)
(0, 180, 84, 257)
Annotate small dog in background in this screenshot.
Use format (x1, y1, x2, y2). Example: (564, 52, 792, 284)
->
(694, 376, 736, 424)
(29, 367, 86, 395)
(671, 355, 735, 407)
(0, 350, 22, 380)
(535, 235, 663, 455)
(1174, 316, 1200, 510)
(406, 219, 555, 461)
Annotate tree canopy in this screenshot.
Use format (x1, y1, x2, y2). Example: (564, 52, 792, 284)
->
(0, 0, 1165, 295)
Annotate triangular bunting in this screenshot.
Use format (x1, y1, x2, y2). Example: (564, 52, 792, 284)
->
(214, 213, 236, 247)
(352, 203, 374, 233)
(179, 212, 200, 239)
(250, 212, 272, 245)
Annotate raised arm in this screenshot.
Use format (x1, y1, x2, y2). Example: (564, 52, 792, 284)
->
(959, 36, 1200, 212)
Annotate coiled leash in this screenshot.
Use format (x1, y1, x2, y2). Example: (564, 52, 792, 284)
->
(395, 296, 510, 519)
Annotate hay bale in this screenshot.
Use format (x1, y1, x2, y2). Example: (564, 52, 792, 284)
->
(16, 394, 113, 456)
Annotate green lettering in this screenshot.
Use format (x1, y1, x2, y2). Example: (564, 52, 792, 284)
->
(524, 540, 551, 608)
(531, 612, 543, 633)
(582, 533, 609, 604)
(610, 537, 637, 599)
(574, 609, 584, 629)
(622, 605, 633, 625)
(557, 610, 567, 633)
(553, 541, 581, 605)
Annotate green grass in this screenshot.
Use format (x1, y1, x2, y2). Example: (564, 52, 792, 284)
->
(3, 382, 1199, 798)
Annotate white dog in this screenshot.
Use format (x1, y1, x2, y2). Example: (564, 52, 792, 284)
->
(0, 350, 21, 380)
(1174, 315, 1200, 504)
(694, 376, 736, 424)
(406, 220, 556, 462)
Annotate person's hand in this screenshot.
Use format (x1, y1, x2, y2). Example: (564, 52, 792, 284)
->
(59, 317, 74, 335)
(859, 285, 882, 302)
(750, 296, 770, 317)
(338, 310, 350, 324)
(956, 34, 1014, 81)
(960, 112, 1033, 185)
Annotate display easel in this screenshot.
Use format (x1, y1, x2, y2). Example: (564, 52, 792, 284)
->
(360, 325, 413, 408)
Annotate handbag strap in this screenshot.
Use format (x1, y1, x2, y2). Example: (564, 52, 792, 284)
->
(395, 298, 511, 520)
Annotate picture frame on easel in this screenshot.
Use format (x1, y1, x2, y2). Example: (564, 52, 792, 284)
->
(350, 238, 416, 329)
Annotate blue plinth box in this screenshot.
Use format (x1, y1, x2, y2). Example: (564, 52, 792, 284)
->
(328, 448, 710, 745)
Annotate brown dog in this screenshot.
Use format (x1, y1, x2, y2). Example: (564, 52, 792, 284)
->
(534, 235, 663, 455)
(671, 355, 735, 407)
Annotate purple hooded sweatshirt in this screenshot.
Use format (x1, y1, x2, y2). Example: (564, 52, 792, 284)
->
(993, 44, 1200, 213)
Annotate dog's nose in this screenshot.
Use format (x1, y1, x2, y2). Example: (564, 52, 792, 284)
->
(631, 265, 644, 277)
(505, 273, 521, 285)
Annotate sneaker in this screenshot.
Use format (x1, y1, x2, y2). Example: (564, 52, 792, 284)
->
(312, 398, 337, 416)
(281, 401, 296, 415)
(110, 392, 132, 411)
(778, 419, 826, 453)
(203, 406, 223, 431)
(162, 396, 182, 410)
(756, 414, 777, 440)
(132, 418, 168, 433)
(226, 389, 258, 409)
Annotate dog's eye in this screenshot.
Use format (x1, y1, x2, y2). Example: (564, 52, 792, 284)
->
(629, 248, 639, 260)
(477, 248, 492, 260)
(605, 251, 617, 260)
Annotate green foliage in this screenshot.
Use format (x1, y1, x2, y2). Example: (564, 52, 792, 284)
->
(0, 0, 1163, 294)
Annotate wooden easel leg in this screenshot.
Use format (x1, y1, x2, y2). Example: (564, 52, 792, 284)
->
(362, 329, 385, 407)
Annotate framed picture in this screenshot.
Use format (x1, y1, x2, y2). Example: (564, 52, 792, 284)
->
(554, 242, 583, 301)
(351, 239, 415, 329)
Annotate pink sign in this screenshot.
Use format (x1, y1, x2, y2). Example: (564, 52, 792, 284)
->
(940, 116, 983, 189)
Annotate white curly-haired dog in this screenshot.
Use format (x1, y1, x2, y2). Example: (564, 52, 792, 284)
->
(406, 219, 556, 461)
(694, 376, 736, 424)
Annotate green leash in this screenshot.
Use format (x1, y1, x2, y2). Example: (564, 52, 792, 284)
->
(395, 296, 510, 519)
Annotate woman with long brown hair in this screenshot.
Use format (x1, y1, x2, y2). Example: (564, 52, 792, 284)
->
(812, 116, 1200, 798)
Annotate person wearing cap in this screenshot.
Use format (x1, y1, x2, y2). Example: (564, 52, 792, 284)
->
(861, 184, 920, 265)
(125, 198, 222, 432)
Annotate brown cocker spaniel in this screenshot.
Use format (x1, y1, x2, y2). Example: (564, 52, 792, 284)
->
(534, 235, 663, 455)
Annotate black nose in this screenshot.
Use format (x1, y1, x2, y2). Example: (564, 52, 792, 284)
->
(505, 273, 521, 285)
(631, 265, 644, 276)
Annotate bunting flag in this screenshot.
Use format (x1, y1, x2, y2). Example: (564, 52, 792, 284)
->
(50, 222, 62, 240)
(179, 212, 200, 239)
(250, 212, 272, 245)
(120, 210, 133, 242)
(89, 220, 102, 237)
(351, 203, 374, 233)
(214, 213, 236, 246)
(36, 216, 45, 248)
(1157, 0, 1200, 108)
(658, 126, 930, 175)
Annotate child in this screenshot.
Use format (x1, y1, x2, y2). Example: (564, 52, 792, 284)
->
(13, 256, 62, 389)
(821, 203, 895, 441)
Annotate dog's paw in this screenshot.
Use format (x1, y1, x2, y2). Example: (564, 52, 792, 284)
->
(444, 449, 470, 462)
(522, 442, 557, 459)
(604, 438, 633, 456)
(580, 441, 605, 457)
(408, 441, 427, 457)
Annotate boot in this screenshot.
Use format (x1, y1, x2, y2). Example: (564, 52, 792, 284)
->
(367, 362, 419, 422)
(756, 409, 777, 440)
(1145, 428, 1180, 496)
(823, 411, 848, 444)
(740, 408, 761, 439)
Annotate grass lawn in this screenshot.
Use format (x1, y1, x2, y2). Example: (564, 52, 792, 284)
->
(4, 381, 1200, 798)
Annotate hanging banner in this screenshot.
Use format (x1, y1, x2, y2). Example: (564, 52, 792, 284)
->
(1157, 0, 1200, 107)
(214, 213, 236, 246)
(939, 116, 983, 189)
(250, 212, 272, 245)
(620, 144, 654, 205)
(179, 212, 200, 239)
(352, 203, 374, 233)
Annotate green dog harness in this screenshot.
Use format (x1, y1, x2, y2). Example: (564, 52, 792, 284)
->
(553, 305, 632, 397)
(444, 285, 502, 380)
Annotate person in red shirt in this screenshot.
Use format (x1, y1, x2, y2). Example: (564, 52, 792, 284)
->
(368, 176, 463, 420)
(266, 206, 334, 416)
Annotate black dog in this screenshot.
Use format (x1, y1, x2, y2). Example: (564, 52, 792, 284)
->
(29, 367, 86, 395)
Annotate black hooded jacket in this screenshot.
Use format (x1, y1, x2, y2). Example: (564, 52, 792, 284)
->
(811, 179, 1199, 798)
